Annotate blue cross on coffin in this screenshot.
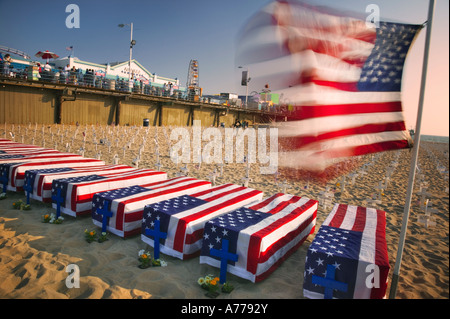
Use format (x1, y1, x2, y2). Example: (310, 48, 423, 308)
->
(0, 169, 8, 193)
(23, 177, 33, 205)
(312, 264, 348, 299)
(210, 239, 238, 284)
(52, 187, 64, 218)
(96, 199, 113, 233)
(145, 219, 167, 260)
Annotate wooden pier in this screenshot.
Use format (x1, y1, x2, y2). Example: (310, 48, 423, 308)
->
(0, 77, 286, 127)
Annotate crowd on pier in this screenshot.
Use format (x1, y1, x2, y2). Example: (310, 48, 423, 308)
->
(0, 53, 289, 114)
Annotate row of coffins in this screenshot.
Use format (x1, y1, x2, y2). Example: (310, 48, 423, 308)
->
(0, 139, 389, 299)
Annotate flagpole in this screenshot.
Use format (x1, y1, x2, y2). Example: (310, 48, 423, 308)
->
(389, 0, 435, 299)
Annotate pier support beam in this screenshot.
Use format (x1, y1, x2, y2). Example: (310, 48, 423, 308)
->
(187, 106, 194, 126)
(114, 98, 121, 125)
(154, 101, 163, 126)
(55, 93, 63, 124)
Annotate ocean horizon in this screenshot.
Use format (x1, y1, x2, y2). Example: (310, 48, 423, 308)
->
(421, 135, 449, 143)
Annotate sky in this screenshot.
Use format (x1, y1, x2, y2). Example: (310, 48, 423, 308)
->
(0, 0, 448, 137)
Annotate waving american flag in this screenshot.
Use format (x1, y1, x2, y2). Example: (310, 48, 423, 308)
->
(200, 193, 318, 282)
(141, 183, 264, 260)
(236, 0, 422, 177)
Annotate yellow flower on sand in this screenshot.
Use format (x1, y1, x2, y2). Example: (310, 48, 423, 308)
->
(198, 277, 205, 285)
(210, 279, 217, 286)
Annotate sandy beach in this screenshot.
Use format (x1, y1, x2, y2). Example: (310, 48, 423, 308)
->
(0, 123, 448, 299)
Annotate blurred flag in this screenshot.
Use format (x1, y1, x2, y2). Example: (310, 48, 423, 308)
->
(236, 0, 422, 180)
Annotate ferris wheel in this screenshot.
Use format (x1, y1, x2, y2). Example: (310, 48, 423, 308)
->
(186, 59, 201, 100)
(186, 59, 199, 88)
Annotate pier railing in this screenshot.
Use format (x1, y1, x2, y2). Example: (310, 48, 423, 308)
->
(0, 61, 290, 116)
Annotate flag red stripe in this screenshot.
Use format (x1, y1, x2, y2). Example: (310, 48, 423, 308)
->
(37, 175, 46, 196)
(316, 139, 410, 159)
(281, 121, 407, 150)
(250, 195, 302, 215)
(123, 228, 142, 238)
(288, 101, 403, 121)
(71, 184, 79, 212)
(124, 210, 144, 223)
(247, 236, 262, 274)
(116, 202, 127, 231)
(185, 228, 204, 245)
(189, 183, 232, 198)
(371, 209, 390, 299)
(299, 76, 359, 91)
(327, 204, 348, 228)
(352, 206, 367, 232)
(248, 192, 285, 211)
(139, 176, 197, 189)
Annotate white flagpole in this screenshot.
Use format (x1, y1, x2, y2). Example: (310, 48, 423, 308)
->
(389, 0, 435, 299)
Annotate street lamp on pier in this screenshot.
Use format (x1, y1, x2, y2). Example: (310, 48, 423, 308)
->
(118, 23, 135, 91)
(238, 66, 250, 108)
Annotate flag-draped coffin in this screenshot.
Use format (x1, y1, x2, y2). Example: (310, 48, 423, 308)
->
(0, 154, 105, 191)
(303, 203, 390, 299)
(91, 176, 212, 238)
(141, 183, 264, 260)
(51, 169, 167, 217)
(25, 164, 132, 202)
(200, 193, 318, 282)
